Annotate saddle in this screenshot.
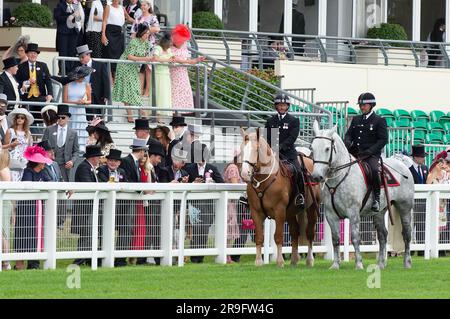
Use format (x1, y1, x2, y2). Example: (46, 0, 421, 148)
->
(358, 162, 400, 189)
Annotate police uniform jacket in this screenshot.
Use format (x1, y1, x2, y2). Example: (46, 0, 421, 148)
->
(265, 113, 300, 162)
(344, 113, 388, 158)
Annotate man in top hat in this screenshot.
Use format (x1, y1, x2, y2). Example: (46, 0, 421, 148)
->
(0, 56, 25, 110)
(115, 138, 148, 267)
(344, 92, 388, 212)
(409, 144, 429, 254)
(54, 0, 82, 74)
(265, 93, 305, 209)
(97, 149, 128, 183)
(72, 144, 103, 266)
(185, 143, 224, 263)
(16, 43, 53, 129)
(167, 149, 189, 183)
(167, 115, 188, 168)
(43, 104, 80, 182)
(76, 44, 110, 120)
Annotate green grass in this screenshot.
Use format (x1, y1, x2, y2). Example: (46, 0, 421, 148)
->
(1, 256, 450, 298)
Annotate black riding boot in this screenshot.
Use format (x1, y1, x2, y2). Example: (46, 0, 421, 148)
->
(295, 170, 305, 209)
(371, 188, 381, 212)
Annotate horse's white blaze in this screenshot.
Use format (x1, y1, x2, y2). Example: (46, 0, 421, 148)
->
(241, 142, 252, 182)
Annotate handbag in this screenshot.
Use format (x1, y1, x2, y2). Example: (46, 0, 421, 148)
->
(242, 218, 255, 230)
(9, 156, 27, 170)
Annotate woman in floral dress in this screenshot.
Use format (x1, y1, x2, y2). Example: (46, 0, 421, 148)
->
(112, 23, 154, 122)
(170, 24, 205, 115)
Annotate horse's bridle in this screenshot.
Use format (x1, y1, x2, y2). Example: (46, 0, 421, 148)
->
(312, 136, 336, 168)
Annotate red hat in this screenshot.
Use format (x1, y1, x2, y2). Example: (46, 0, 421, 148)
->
(429, 150, 448, 172)
(172, 24, 191, 47)
(24, 145, 52, 164)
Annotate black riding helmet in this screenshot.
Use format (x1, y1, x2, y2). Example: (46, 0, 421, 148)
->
(357, 92, 376, 107)
(274, 93, 290, 106)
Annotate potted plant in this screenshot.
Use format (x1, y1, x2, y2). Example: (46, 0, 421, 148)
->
(1, 3, 56, 70)
(355, 23, 416, 67)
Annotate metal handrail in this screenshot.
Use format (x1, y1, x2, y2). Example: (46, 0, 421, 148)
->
(186, 27, 450, 69)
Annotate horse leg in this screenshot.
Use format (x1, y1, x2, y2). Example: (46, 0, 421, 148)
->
(305, 205, 317, 268)
(274, 216, 285, 268)
(286, 210, 300, 267)
(349, 212, 364, 270)
(373, 212, 388, 269)
(253, 214, 265, 267)
(325, 210, 341, 270)
(398, 206, 413, 269)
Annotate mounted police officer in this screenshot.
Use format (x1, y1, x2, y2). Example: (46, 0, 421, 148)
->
(344, 92, 388, 212)
(265, 93, 305, 208)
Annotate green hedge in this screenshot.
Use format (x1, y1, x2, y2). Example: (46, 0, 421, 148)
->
(192, 11, 224, 36)
(367, 23, 408, 47)
(13, 3, 53, 28)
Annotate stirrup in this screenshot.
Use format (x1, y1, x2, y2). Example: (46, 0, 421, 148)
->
(239, 196, 249, 207)
(371, 200, 380, 212)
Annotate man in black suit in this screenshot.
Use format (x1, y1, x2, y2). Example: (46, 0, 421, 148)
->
(0, 57, 24, 110)
(54, 0, 81, 73)
(97, 149, 128, 183)
(76, 44, 111, 120)
(185, 143, 224, 263)
(265, 93, 305, 208)
(117, 138, 148, 266)
(167, 115, 188, 168)
(166, 149, 189, 183)
(16, 43, 53, 129)
(409, 145, 429, 253)
(344, 92, 389, 212)
(72, 144, 103, 266)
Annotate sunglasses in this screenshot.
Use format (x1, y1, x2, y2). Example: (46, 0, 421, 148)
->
(58, 116, 68, 120)
(16, 116, 26, 120)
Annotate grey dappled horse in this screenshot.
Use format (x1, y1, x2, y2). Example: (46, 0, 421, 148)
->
(310, 121, 414, 269)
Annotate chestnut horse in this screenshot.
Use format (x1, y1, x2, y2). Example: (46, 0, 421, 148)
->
(240, 128, 321, 267)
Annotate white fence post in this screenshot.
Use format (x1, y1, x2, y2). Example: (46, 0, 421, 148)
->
(102, 191, 116, 268)
(90, 191, 100, 270)
(264, 218, 271, 264)
(161, 191, 174, 266)
(424, 194, 431, 260)
(178, 191, 188, 267)
(429, 191, 440, 258)
(44, 190, 57, 270)
(0, 190, 3, 272)
(215, 191, 228, 264)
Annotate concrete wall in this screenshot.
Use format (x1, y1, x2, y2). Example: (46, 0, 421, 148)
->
(277, 60, 450, 112)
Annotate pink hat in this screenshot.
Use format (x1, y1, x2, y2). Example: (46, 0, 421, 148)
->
(24, 145, 52, 164)
(172, 24, 191, 47)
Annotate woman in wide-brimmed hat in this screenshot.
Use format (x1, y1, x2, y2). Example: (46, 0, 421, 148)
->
(63, 66, 94, 150)
(2, 35, 29, 64)
(89, 120, 116, 164)
(14, 145, 52, 270)
(5, 108, 34, 181)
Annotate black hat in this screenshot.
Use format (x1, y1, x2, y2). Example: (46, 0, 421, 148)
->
(25, 43, 40, 54)
(147, 140, 165, 157)
(133, 118, 150, 130)
(67, 65, 94, 81)
(94, 122, 112, 133)
(57, 104, 71, 117)
(358, 92, 376, 106)
(83, 145, 103, 158)
(106, 149, 122, 160)
(411, 145, 428, 157)
(37, 140, 53, 151)
(274, 93, 290, 105)
(169, 116, 187, 127)
(2, 57, 21, 69)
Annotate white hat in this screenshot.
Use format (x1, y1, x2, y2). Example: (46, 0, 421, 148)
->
(41, 104, 58, 115)
(0, 93, 8, 103)
(7, 107, 34, 125)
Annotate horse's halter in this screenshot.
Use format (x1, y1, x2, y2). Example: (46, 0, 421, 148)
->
(312, 136, 336, 168)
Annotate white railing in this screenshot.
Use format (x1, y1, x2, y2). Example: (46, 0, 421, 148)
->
(0, 183, 449, 271)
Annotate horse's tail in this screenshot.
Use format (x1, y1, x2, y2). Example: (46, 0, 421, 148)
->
(387, 204, 405, 254)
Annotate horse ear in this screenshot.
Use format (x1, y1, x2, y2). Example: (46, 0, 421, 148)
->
(313, 120, 320, 136)
(330, 125, 338, 136)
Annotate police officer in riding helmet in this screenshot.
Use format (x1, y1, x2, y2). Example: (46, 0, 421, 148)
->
(344, 92, 388, 212)
(265, 93, 305, 208)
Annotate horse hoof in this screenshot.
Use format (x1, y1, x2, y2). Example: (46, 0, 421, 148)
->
(255, 260, 263, 267)
(377, 263, 385, 270)
(306, 259, 314, 268)
(329, 263, 340, 270)
(404, 259, 412, 269)
(290, 261, 298, 267)
(277, 261, 285, 268)
(355, 262, 364, 270)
